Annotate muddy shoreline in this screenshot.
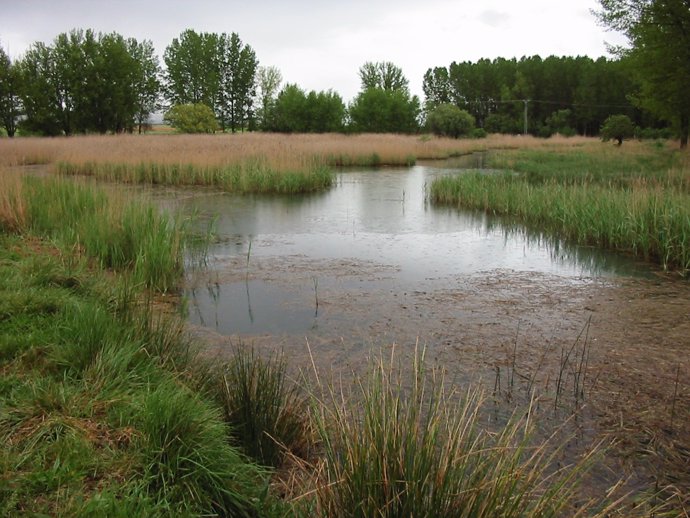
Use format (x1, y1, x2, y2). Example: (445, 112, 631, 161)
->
(188, 256, 690, 504)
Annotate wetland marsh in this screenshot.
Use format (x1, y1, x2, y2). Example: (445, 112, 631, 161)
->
(1, 134, 688, 515)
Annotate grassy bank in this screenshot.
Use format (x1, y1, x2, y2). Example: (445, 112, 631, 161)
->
(56, 159, 333, 194)
(432, 142, 690, 275)
(0, 172, 279, 515)
(1, 172, 647, 515)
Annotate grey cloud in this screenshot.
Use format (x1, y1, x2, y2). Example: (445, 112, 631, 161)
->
(478, 10, 510, 28)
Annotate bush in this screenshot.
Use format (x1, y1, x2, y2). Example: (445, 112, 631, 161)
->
(635, 126, 673, 140)
(600, 114, 635, 145)
(427, 103, 475, 138)
(470, 127, 487, 139)
(484, 113, 521, 134)
(163, 103, 219, 134)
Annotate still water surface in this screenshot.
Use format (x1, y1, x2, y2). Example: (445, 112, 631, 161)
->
(164, 161, 654, 336)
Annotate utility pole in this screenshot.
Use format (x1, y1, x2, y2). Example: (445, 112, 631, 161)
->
(523, 99, 529, 135)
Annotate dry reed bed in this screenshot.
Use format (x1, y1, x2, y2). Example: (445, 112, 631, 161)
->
(0, 133, 594, 169)
(0, 133, 595, 193)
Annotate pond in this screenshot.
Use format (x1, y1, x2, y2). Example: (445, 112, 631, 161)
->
(158, 159, 656, 342)
(157, 159, 690, 498)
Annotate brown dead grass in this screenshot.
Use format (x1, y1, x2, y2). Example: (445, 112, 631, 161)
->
(0, 133, 596, 170)
(0, 169, 26, 231)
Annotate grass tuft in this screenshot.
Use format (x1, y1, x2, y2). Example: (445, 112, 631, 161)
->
(310, 348, 607, 517)
(211, 345, 313, 468)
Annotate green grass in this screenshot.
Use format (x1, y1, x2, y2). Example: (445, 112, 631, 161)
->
(56, 159, 334, 194)
(0, 234, 278, 516)
(310, 350, 612, 517)
(208, 346, 313, 469)
(8, 176, 185, 292)
(431, 144, 690, 275)
(485, 144, 686, 189)
(2, 172, 670, 516)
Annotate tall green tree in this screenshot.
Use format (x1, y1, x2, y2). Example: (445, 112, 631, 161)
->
(267, 84, 345, 133)
(350, 62, 419, 133)
(19, 41, 67, 135)
(129, 39, 161, 134)
(349, 87, 420, 133)
(164, 30, 221, 111)
(359, 61, 409, 92)
(18, 29, 160, 136)
(422, 66, 452, 112)
(597, 0, 690, 147)
(218, 32, 258, 132)
(0, 45, 22, 137)
(256, 65, 282, 130)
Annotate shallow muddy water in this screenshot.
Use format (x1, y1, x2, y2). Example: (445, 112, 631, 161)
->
(167, 160, 656, 339)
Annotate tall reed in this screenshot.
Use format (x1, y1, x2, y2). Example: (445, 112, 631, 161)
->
(431, 173, 690, 274)
(0, 169, 26, 232)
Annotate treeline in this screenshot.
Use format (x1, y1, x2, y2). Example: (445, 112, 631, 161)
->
(0, 28, 671, 138)
(423, 56, 664, 138)
(1, 30, 160, 136)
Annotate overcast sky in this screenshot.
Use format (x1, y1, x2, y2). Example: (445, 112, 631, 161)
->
(0, 0, 627, 102)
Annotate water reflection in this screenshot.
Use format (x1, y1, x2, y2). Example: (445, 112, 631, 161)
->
(162, 163, 656, 336)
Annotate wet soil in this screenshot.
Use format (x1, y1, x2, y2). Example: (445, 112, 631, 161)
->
(188, 256, 690, 507)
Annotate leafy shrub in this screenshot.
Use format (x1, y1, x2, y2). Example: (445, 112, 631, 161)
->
(164, 103, 219, 134)
(601, 114, 635, 145)
(427, 103, 475, 138)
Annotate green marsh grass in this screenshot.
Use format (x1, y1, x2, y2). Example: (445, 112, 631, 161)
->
(0, 235, 277, 516)
(431, 173, 690, 274)
(0, 173, 285, 515)
(210, 346, 313, 468)
(310, 349, 614, 517)
(56, 158, 334, 194)
(431, 141, 690, 275)
(486, 142, 687, 190)
(1, 171, 185, 292)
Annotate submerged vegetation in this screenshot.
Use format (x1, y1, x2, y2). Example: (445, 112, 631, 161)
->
(431, 140, 690, 275)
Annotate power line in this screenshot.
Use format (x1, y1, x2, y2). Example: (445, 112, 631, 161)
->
(459, 98, 633, 109)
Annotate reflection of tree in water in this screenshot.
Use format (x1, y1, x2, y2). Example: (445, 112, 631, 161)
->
(482, 214, 656, 278)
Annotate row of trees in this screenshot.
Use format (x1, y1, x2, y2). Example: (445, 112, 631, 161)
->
(2, 3, 688, 143)
(422, 56, 646, 137)
(1, 30, 160, 136)
(158, 61, 422, 135)
(596, 0, 690, 148)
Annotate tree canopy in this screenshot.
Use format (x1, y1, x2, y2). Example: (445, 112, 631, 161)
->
(16, 29, 160, 135)
(164, 103, 218, 133)
(422, 56, 645, 137)
(597, 0, 690, 147)
(0, 45, 21, 137)
(350, 62, 420, 134)
(164, 30, 258, 132)
(266, 84, 345, 133)
(4, 24, 680, 139)
(600, 114, 635, 145)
